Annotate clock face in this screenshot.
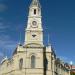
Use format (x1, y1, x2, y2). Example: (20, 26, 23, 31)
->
(32, 21, 37, 25)
(31, 21, 38, 28)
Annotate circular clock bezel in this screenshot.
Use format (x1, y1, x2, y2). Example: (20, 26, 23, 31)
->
(32, 21, 37, 25)
(31, 21, 38, 28)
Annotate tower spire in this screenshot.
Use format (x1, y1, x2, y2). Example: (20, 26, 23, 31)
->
(30, 0, 41, 8)
(24, 0, 43, 46)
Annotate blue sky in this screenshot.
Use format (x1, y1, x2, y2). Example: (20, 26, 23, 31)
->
(0, 0, 75, 64)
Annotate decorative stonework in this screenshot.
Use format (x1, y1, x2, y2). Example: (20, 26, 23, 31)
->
(0, 0, 70, 75)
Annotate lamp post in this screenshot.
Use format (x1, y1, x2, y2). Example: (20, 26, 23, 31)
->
(70, 61, 73, 75)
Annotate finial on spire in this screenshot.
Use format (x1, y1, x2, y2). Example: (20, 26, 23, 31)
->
(30, 0, 41, 8)
(18, 30, 21, 45)
(48, 33, 51, 46)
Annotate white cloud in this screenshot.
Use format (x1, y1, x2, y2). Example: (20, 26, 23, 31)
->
(0, 23, 5, 29)
(0, 17, 3, 20)
(0, 3, 7, 12)
(0, 34, 18, 56)
(0, 35, 18, 63)
(58, 56, 70, 63)
(0, 21, 11, 33)
(0, 52, 3, 56)
(0, 23, 8, 30)
(0, 52, 4, 63)
(59, 56, 68, 61)
(0, 36, 17, 63)
(57, 55, 75, 65)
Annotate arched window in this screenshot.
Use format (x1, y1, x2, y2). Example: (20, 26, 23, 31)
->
(34, 9, 36, 15)
(19, 58, 23, 70)
(31, 55, 35, 68)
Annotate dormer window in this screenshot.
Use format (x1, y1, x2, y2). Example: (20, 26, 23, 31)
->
(34, 9, 36, 15)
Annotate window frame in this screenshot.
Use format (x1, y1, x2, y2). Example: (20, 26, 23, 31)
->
(31, 55, 36, 68)
(34, 9, 36, 15)
(19, 58, 23, 70)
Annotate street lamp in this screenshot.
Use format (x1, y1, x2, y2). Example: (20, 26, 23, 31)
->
(70, 61, 73, 75)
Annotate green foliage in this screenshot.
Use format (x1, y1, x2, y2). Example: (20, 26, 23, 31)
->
(71, 72, 75, 75)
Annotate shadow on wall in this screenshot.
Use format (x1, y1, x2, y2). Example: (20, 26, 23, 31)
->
(43, 47, 48, 75)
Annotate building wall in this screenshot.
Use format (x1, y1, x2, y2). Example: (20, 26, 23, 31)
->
(0, 0, 71, 75)
(0, 45, 70, 75)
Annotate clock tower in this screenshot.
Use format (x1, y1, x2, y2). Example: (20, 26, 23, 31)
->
(25, 0, 43, 46)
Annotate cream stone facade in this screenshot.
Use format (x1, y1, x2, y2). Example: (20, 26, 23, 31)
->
(0, 0, 70, 75)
